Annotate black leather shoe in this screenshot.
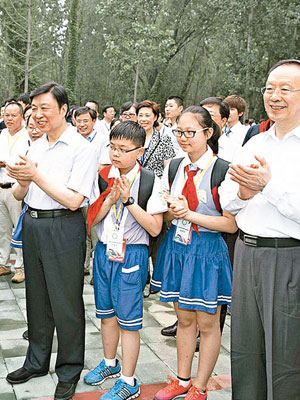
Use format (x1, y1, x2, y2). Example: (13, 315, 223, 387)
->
(22, 330, 29, 340)
(161, 320, 178, 337)
(6, 367, 48, 384)
(54, 381, 77, 400)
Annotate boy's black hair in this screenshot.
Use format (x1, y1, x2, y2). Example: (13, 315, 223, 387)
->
(110, 121, 146, 147)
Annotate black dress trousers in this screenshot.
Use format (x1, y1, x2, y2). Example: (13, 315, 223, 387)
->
(22, 210, 86, 383)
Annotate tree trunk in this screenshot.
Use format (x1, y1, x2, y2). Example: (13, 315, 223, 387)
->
(134, 61, 139, 103)
(24, 0, 32, 92)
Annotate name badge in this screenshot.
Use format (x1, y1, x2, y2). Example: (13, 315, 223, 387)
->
(106, 226, 126, 263)
(174, 219, 192, 245)
(197, 189, 207, 204)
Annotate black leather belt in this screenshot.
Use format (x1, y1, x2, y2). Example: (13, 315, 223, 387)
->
(27, 206, 80, 219)
(0, 183, 13, 189)
(239, 230, 300, 248)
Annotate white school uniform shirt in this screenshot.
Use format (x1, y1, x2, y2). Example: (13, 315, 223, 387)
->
(162, 147, 214, 228)
(219, 124, 300, 239)
(0, 127, 30, 184)
(97, 162, 168, 245)
(24, 125, 98, 209)
(219, 122, 249, 162)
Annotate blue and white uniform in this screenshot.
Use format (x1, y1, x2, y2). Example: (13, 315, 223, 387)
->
(94, 163, 167, 330)
(151, 148, 232, 314)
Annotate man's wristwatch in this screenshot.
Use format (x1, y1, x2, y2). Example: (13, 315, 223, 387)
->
(122, 196, 135, 207)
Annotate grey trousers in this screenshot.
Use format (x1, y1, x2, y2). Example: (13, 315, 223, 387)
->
(22, 211, 86, 383)
(231, 238, 300, 400)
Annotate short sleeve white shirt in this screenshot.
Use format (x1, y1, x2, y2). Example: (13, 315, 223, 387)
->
(24, 126, 98, 209)
(0, 127, 30, 183)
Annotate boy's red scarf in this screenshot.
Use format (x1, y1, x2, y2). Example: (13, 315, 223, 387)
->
(87, 166, 114, 234)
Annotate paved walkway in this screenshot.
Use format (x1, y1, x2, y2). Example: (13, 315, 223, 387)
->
(0, 260, 231, 400)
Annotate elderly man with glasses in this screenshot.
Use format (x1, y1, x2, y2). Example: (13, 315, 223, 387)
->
(219, 59, 300, 400)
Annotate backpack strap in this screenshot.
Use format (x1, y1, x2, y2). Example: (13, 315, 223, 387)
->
(138, 167, 155, 210)
(210, 157, 229, 213)
(98, 165, 155, 211)
(168, 157, 184, 188)
(98, 165, 112, 193)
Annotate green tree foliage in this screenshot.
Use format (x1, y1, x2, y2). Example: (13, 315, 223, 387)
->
(0, 0, 299, 118)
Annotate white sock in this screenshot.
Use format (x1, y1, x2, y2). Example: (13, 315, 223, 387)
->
(120, 373, 135, 386)
(104, 357, 117, 367)
(177, 377, 191, 387)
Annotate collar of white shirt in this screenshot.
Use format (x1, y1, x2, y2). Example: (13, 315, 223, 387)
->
(266, 123, 300, 142)
(39, 125, 75, 147)
(108, 162, 140, 180)
(182, 147, 213, 170)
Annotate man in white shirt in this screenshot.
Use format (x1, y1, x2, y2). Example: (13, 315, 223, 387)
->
(85, 100, 102, 133)
(97, 104, 116, 143)
(0, 101, 29, 283)
(164, 96, 185, 156)
(6, 82, 98, 400)
(218, 95, 249, 162)
(74, 105, 110, 275)
(219, 59, 300, 400)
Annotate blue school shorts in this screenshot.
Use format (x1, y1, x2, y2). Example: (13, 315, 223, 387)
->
(151, 225, 232, 314)
(93, 241, 148, 330)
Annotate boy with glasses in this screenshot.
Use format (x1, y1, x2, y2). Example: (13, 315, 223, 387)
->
(84, 121, 167, 400)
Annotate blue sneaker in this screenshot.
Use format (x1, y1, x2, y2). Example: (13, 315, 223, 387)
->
(84, 359, 121, 386)
(100, 378, 140, 400)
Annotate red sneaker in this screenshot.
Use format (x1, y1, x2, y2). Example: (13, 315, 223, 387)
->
(154, 376, 192, 400)
(185, 386, 207, 400)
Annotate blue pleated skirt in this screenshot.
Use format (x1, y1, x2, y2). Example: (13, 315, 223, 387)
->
(150, 224, 232, 314)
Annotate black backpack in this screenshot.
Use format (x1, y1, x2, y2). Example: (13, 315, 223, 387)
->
(98, 165, 155, 211)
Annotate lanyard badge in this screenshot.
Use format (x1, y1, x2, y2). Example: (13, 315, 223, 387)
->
(174, 219, 192, 245)
(106, 226, 126, 263)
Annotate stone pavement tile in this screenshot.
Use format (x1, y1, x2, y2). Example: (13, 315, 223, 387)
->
(83, 294, 95, 305)
(83, 284, 95, 295)
(1, 339, 29, 358)
(86, 319, 100, 333)
(150, 312, 178, 328)
(208, 389, 231, 399)
(85, 330, 102, 350)
(0, 289, 15, 301)
(0, 308, 26, 324)
(136, 344, 163, 365)
(11, 288, 26, 300)
(213, 353, 231, 375)
(144, 300, 174, 314)
(15, 298, 26, 312)
(0, 378, 15, 400)
(84, 349, 103, 370)
(143, 313, 161, 328)
(148, 340, 177, 361)
(135, 360, 174, 384)
(0, 358, 8, 379)
(140, 327, 174, 344)
(0, 281, 10, 289)
(5, 356, 26, 373)
(163, 355, 199, 378)
(0, 300, 22, 313)
(12, 373, 55, 400)
(220, 333, 230, 354)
